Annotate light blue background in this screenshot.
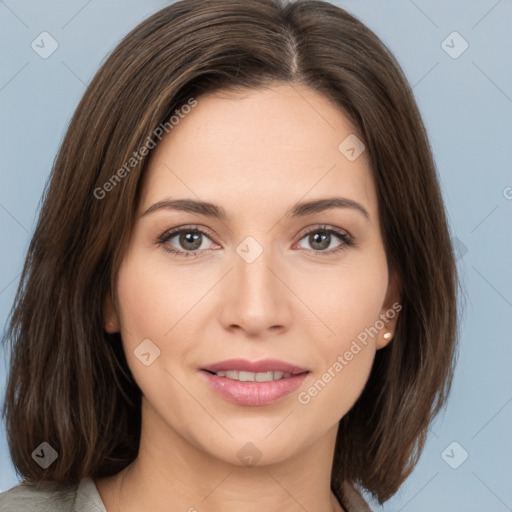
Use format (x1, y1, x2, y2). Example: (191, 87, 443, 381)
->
(1, 1, 511, 511)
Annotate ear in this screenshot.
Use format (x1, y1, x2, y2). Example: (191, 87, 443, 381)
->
(103, 290, 120, 333)
(376, 270, 402, 349)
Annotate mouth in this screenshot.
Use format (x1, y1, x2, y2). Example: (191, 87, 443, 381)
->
(202, 369, 303, 382)
(199, 358, 310, 406)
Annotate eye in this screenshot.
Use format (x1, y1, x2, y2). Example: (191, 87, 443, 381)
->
(295, 225, 354, 255)
(157, 224, 355, 258)
(157, 226, 218, 258)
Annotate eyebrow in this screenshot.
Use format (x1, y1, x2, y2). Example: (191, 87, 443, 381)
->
(141, 196, 370, 222)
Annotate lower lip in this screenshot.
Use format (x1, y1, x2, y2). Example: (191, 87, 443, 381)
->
(200, 370, 309, 406)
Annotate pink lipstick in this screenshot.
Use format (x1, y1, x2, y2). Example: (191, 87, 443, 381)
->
(200, 358, 310, 406)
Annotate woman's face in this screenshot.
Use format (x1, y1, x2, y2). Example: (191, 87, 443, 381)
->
(106, 83, 399, 467)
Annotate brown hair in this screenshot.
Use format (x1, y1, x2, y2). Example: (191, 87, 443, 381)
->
(1, 0, 459, 505)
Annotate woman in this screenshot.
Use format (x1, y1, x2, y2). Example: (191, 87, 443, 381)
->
(0, 0, 459, 511)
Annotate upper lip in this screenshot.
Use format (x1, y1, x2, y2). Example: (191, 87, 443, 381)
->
(201, 358, 309, 375)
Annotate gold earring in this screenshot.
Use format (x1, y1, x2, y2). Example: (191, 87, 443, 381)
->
(383, 331, 392, 340)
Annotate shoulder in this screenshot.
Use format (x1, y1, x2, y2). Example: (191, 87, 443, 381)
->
(0, 478, 105, 512)
(0, 481, 76, 512)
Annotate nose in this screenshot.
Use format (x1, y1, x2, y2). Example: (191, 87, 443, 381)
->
(218, 240, 293, 338)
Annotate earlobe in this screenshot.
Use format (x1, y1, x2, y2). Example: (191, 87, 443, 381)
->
(103, 291, 120, 333)
(376, 271, 401, 349)
(377, 328, 394, 349)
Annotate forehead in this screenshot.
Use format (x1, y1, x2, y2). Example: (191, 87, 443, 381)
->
(139, 84, 377, 221)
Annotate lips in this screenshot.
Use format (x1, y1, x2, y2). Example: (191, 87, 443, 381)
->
(199, 358, 310, 406)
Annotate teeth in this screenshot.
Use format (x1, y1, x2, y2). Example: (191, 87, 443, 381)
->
(213, 370, 293, 381)
(238, 371, 255, 381)
(255, 371, 274, 382)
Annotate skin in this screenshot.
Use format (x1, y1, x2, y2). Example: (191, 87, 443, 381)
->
(95, 83, 400, 512)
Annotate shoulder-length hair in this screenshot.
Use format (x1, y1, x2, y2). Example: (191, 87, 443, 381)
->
(1, 0, 459, 504)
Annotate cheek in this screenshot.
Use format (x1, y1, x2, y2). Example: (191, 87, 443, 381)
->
(113, 251, 214, 392)
(298, 340, 376, 418)
(293, 250, 387, 419)
(294, 247, 389, 344)
(296, 305, 380, 429)
(114, 255, 193, 406)
(115, 252, 202, 341)
(115, 261, 161, 341)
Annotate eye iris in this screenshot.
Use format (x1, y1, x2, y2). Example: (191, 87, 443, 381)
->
(310, 231, 330, 250)
(180, 231, 202, 251)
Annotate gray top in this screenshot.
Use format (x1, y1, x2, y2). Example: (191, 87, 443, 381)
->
(0, 477, 105, 512)
(0, 476, 372, 511)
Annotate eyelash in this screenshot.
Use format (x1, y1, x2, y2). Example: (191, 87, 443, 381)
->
(156, 224, 355, 258)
